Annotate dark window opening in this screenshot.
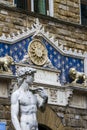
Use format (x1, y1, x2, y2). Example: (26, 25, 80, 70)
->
(38, 124, 52, 130)
(15, 0, 27, 10)
(81, 0, 87, 25)
(14, 0, 49, 15)
(34, 0, 39, 13)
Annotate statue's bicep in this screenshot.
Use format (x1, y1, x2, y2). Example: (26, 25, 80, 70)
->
(11, 92, 18, 104)
(11, 93, 19, 115)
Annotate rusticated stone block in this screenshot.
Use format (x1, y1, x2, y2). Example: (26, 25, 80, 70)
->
(0, 105, 4, 111)
(0, 15, 6, 21)
(65, 114, 74, 119)
(54, 0, 80, 23)
(0, 111, 5, 119)
(5, 112, 11, 120)
(12, 18, 24, 26)
(2, 27, 10, 33)
(65, 118, 83, 127)
(82, 115, 87, 121)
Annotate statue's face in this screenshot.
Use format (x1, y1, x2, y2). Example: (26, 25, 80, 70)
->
(25, 74, 34, 85)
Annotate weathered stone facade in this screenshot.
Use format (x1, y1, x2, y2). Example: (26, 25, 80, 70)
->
(51, 105, 87, 130)
(0, 2, 86, 52)
(0, 103, 13, 130)
(0, 0, 87, 130)
(1, 0, 81, 24)
(54, 0, 80, 24)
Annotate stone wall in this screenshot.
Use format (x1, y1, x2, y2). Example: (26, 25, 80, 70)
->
(0, 0, 13, 6)
(0, 8, 28, 36)
(0, 5, 86, 52)
(51, 105, 87, 130)
(1, 0, 81, 24)
(45, 21, 87, 52)
(0, 101, 14, 130)
(0, 1, 87, 130)
(54, 0, 80, 24)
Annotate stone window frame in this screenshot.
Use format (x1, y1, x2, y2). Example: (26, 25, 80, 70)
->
(13, 0, 54, 17)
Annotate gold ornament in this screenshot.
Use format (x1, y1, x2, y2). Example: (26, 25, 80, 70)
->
(69, 68, 86, 84)
(28, 40, 47, 66)
(0, 55, 14, 74)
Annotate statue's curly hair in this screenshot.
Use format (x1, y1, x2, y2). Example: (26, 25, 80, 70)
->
(16, 67, 36, 77)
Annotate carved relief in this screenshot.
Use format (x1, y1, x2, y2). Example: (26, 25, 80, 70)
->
(28, 40, 48, 66)
(69, 94, 86, 108)
(47, 87, 73, 106)
(49, 88, 58, 103)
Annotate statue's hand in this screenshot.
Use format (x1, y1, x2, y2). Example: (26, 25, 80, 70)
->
(37, 87, 44, 91)
(37, 87, 48, 102)
(29, 87, 48, 102)
(29, 87, 43, 93)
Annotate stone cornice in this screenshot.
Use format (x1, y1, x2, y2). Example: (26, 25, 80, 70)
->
(0, 74, 17, 79)
(0, 18, 86, 58)
(65, 84, 87, 94)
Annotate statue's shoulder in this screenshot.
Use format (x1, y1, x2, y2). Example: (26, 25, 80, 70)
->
(11, 89, 20, 104)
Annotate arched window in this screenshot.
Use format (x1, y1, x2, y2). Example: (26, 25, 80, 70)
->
(14, 0, 54, 16)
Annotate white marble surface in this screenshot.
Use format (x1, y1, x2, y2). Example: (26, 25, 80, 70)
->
(34, 68, 61, 86)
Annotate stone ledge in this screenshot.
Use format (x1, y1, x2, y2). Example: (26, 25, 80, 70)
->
(65, 83, 87, 94)
(0, 74, 17, 80)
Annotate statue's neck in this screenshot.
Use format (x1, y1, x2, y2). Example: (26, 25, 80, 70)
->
(20, 81, 31, 91)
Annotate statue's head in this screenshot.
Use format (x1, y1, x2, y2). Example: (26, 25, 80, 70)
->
(17, 67, 36, 77)
(16, 67, 36, 86)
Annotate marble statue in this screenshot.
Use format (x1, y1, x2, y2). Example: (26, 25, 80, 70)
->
(69, 67, 86, 84)
(11, 67, 48, 130)
(0, 55, 14, 73)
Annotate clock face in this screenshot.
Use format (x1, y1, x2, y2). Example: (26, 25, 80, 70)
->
(28, 40, 48, 66)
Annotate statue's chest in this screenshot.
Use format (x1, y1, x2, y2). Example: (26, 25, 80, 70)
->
(19, 91, 37, 105)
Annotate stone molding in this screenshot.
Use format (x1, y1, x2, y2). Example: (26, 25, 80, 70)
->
(0, 18, 87, 59)
(47, 86, 73, 106)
